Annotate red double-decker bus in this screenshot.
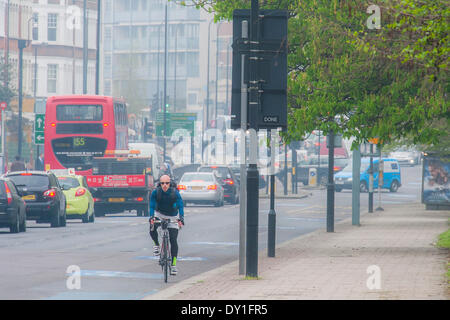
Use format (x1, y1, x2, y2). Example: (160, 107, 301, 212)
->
(44, 95, 129, 175)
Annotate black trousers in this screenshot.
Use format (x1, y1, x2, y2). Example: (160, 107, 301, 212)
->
(150, 225, 179, 260)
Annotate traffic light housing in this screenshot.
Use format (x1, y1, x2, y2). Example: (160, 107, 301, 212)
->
(143, 120, 154, 141)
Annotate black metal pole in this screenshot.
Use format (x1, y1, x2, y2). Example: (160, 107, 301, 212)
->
(174, 24, 177, 112)
(83, 0, 88, 94)
(246, 0, 259, 278)
(206, 20, 212, 129)
(369, 144, 374, 213)
(18, 40, 26, 158)
(326, 130, 335, 232)
(95, 0, 101, 95)
(293, 144, 298, 194)
(268, 131, 276, 257)
(284, 143, 288, 195)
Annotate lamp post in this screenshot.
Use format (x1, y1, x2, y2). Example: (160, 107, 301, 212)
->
(206, 19, 213, 130)
(83, 0, 88, 94)
(214, 21, 223, 127)
(163, 3, 168, 161)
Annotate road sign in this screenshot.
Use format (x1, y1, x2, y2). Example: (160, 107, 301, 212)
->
(0, 102, 7, 110)
(156, 112, 196, 137)
(34, 114, 45, 145)
(35, 132, 44, 145)
(35, 114, 45, 132)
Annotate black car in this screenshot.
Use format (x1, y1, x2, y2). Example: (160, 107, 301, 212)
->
(198, 166, 240, 204)
(5, 171, 66, 228)
(229, 164, 267, 189)
(0, 178, 27, 233)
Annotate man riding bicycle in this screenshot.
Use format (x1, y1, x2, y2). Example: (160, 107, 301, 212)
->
(149, 174, 184, 276)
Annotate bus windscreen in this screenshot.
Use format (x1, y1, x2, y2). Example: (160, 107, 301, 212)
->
(56, 105, 103, 121)
(52, 137, 108, 171)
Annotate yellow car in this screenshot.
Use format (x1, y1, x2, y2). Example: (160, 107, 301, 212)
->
(57, 175, 95, 223)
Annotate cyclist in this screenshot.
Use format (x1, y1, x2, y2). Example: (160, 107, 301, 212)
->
(149, 174, 184, 275)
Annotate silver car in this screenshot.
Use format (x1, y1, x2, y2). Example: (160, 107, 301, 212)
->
(178, 172, 224, 207)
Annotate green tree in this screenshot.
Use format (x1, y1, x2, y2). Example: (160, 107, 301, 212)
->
(189, 0, 448, 149)
(0, 57, 15, 104)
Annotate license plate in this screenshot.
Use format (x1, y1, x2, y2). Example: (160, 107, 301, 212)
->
(191, 186, 203, 191)
(108, 198, 125, 203)
(22, 195, 36, 200)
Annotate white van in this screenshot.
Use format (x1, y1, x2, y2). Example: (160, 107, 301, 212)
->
(129, 143, 164, 179)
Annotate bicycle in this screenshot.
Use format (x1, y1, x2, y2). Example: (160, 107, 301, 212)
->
(151, 217, 180, 283)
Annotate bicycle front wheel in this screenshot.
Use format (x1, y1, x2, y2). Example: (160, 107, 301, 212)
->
(162, 237, 169, 283)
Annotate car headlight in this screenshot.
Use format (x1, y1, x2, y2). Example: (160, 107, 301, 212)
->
(347, 178, 352, 182)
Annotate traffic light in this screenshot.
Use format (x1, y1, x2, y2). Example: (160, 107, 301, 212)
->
(143, 120, 154, 141)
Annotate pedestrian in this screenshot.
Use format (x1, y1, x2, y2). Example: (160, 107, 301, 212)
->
(10, 155, 26, 172)
(36, 153, 45, 171)
(148, 174, 184, 276)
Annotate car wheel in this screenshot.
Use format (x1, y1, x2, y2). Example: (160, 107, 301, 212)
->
(19, 210, 26, 232)
(390, 180, 399, 193)
(89, 208, 95, 222)
(183, 200, 187, 207)
(360, 181, 368, 193)
(82, 208, 89, 223)
(50, 208, 60, 228)
(10, 212, 20, 233)
(335, 187, 342, 192)
(60, 208, 67, 227)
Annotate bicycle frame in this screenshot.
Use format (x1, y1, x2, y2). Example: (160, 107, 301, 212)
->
(153, 218, 176, 283)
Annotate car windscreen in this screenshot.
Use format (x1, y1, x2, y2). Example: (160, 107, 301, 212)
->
(198, 167, 228, 178)
(335, 158, 348, 167)
(52, 137, 108, 171)
(181, 174, 214, 182)
(56, 104, 103, 121)
(7, 174, 49, 188)
(93, 161, 149, 175)
(58, 177, 80, 189)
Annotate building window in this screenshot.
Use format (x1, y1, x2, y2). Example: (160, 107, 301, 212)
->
(32, 13, 39, 41)
(47, 64, 58, 93)
(48, 13, 58, 41)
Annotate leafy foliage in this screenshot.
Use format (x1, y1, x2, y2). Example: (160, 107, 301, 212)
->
(0, 58, 15, 104)
(190, 0, 449, 150)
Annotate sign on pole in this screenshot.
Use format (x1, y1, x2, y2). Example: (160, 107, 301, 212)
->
(156, 112, 196, 137)
(34, 114, 45, 145)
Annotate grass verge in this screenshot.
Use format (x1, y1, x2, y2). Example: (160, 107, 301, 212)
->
(436, 227, 450, 284)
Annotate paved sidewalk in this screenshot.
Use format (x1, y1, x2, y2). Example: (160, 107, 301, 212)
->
(144, 202, 449, 300)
